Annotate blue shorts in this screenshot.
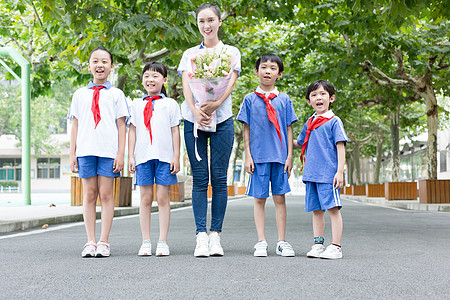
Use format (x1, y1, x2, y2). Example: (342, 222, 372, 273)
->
(77, 156, 120, 179)
(305, 181, 342, 212)
(246, 162, 290, 198)
(135, 159, 177, 186)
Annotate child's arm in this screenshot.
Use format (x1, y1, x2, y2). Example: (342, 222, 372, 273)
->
(113, 116, 126, 173)
(333, 141, 346, 189)
(170, 125, 181, 175)
(284, 125, 293, 178)
(69, 117, 78, 173)
(199, 70, 239, 116)
(293, 140, 301, 149)
(243, 123, 254, 174)
(128, 124, 136, 174)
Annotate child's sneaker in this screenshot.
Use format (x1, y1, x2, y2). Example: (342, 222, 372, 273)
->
(138, 240, 152, 256)
(306, 244, 325, 258)
(81, 241, 96, 258)
(276, 241, 295, 257)
(253, 241, 268, 257)
(209, 232, 224, 256)
(319, 244, 342, 259)
(155, 240, 170, 256)
(194, 232, 209, 257)
(95, 241, 110, 257)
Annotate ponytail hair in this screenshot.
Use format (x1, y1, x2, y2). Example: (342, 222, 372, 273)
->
(142, 62, 168, 96)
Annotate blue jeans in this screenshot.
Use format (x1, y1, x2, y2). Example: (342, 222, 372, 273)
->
(184, 118, 234, 234)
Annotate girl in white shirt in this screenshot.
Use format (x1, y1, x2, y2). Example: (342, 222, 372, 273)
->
(128, 62, 181, 256)
(69, 46, 130, 258)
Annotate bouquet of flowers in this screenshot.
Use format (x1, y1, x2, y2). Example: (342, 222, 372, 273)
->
(187, 48, 236, 133)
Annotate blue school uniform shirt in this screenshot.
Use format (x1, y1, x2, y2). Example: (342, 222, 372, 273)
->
(297, 110, 348, 183)
(237, 87, 298, 164)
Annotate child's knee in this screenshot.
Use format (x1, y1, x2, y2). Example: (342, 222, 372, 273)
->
(272, 195, 286, 205)
(327, 206, 341, 216)
(254, 198, 266, 205)
(313, 209, 325, 216)
(83, 187, 99, 203)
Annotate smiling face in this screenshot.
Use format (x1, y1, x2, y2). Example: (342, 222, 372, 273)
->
(307, 85, 336, 115)
(142, 69, 167, 96)
(255, 60, 282, 91)
(88, 50, 113, 85)
(197, 8, 222, 44)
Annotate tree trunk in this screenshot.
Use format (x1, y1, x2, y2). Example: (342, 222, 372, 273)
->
(423, 84, 438, 179)
(353, 142, 361, 185)
(347, 153, 354, 186)
(167, 69, 181, 101)
(117, 74, 128, 91)
(374, 134, 384, 184)
(390, 108, 400, 181)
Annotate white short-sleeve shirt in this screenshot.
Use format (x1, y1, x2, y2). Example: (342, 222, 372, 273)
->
(177, 41, 241, 124)
(68, 81, 131, 159)
(130, 95, 182, 166)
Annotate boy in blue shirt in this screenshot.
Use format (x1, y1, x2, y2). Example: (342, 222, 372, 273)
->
(294, 80, 347, 259)
(237, 54, 298, 257)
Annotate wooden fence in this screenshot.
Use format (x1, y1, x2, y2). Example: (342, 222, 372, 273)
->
(352, 185, 366, 196)
(366, 184, 385, 197)
(384, 182, 417, 200)
(418, 180, 450, 204)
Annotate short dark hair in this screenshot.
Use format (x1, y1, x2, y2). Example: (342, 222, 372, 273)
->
(196, 3, 221, 20)
(89, 46, 113, 64)
(306, 80, 335, 100)
(142, 62, 168, 96)
(255, 54, 284, 74)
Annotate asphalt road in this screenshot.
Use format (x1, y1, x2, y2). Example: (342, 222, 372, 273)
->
(1, 196, 449, 299)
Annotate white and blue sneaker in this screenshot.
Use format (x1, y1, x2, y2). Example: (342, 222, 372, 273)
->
(276, 241, 295, 257)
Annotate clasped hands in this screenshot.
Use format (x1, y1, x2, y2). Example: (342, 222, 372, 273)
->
(193, 101, 220, 127)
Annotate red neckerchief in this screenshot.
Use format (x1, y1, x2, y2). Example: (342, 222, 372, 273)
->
(90, 85, 106, 129)
(300, 115, 334, 170)
(254, 91, 282, 149)
(143, 95, 162, 144)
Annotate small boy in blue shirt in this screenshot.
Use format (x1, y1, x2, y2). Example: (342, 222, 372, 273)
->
(294, 79, 348, 259)
(237, 54, 298, 257)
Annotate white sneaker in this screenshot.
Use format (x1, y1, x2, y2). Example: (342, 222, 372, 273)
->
(138, 240, 152, 256)
(209, 232, 224, 256)
(155, 240, 170, 256)
(194, 232, 209, 257)
(319, 244, 342, 259)
(254, 241, 268, 257)
(95, 241, 110, 257)
(276, 241, 295, 257)
(307, 244, 325, 258)
(82, 241, 96, 258)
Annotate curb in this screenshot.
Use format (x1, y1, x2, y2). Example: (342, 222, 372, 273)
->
(342, 195, 450, 212)
(0, 202, 191, 234)
(0, 195, 248, 234)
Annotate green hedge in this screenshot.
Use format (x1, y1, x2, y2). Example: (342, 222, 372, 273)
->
(0, 181, 19, 188)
